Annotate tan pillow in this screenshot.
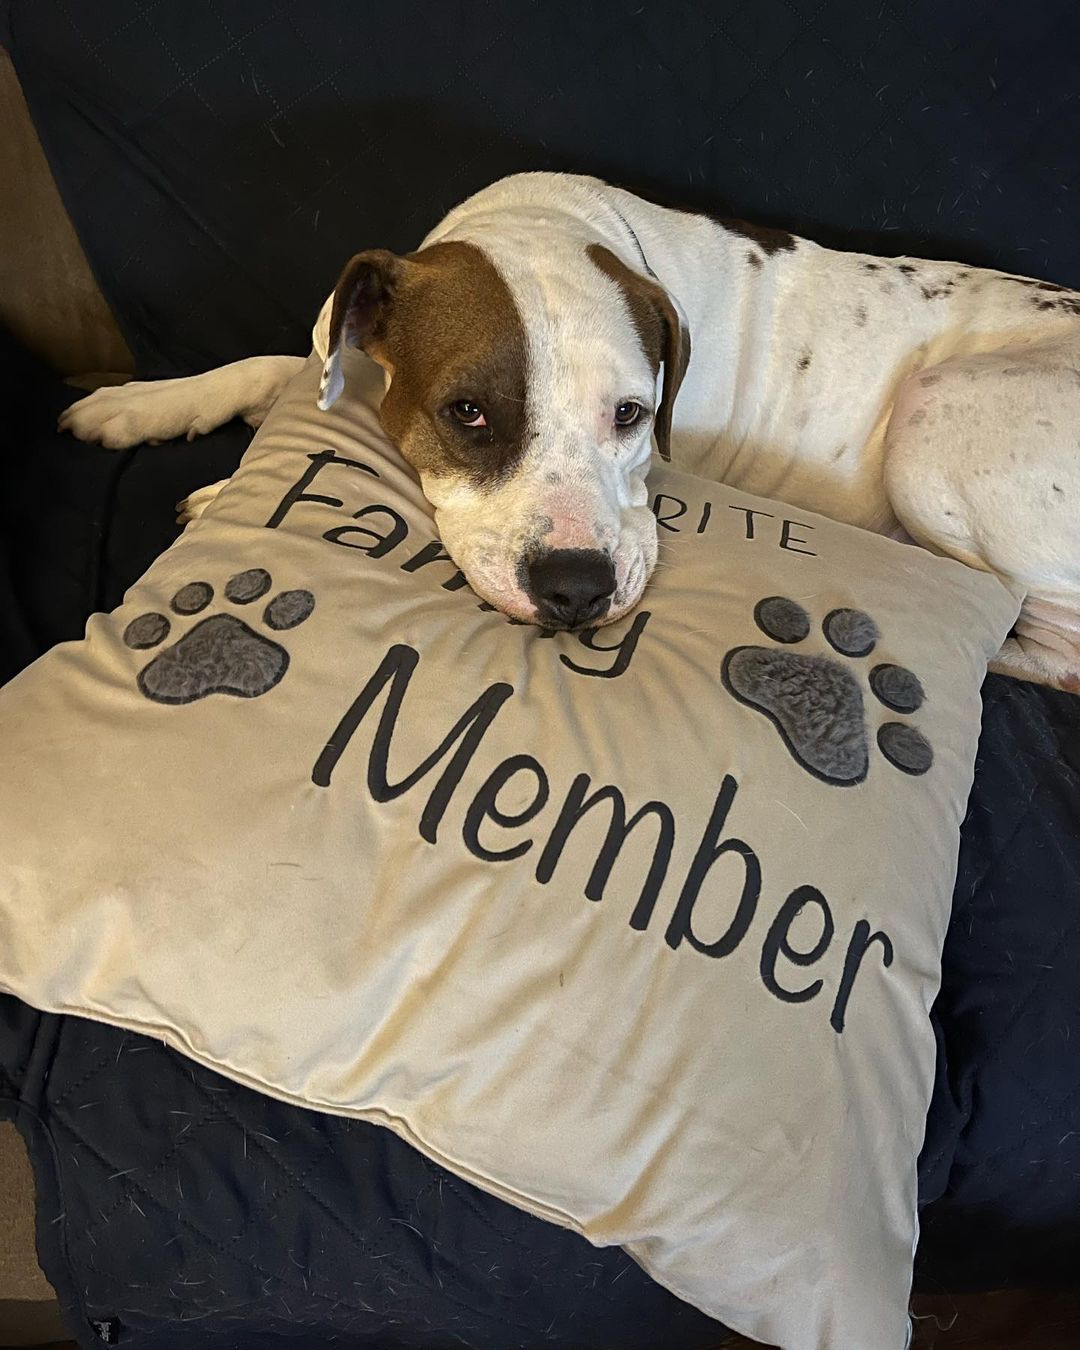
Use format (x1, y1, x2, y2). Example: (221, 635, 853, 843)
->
(0, 354, 1019, 1349)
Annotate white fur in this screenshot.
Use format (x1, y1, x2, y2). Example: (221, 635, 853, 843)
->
(59, 356, 304, 448)
(61, 172, 1080, 683)
(414, 230, 660, 623)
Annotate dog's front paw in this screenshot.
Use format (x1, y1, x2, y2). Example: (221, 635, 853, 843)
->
(59, 382, 206, 449)
(176, 479, 229, 527)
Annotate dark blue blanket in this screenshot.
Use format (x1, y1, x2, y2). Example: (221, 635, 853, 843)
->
(0, 1002, 722, 1350)
(2, 1, 1079, 1344)
(916, 677, 1080, 1290)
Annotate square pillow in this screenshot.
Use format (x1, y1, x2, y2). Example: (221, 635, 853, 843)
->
(0, 353, 1019, 1349)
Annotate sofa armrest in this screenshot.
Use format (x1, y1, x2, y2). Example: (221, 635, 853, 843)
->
(0, 47, 131, 380)
(0, 1122, 68, 1345)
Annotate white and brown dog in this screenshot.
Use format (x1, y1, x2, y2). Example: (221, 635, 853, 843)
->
(60, 172, 1080, 689)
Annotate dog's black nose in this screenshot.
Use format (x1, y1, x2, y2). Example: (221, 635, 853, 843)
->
(524, 549, 616, 628)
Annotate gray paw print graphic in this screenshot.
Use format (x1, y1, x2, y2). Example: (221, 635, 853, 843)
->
(722, 596, 932, 786)
(123, 568, 315, 704)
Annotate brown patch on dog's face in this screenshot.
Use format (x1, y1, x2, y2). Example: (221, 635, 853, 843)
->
(325, 242, 529, 487)
(321, 237, 669, 630)
(585, 243, 690, 460)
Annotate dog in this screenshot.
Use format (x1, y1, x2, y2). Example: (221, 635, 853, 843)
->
(59, 172, 1080, 689)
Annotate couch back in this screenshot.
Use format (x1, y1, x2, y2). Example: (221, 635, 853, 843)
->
(4, 0, 1079, 377)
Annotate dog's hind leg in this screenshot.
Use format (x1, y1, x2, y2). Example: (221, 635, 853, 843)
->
(58, 355, 305, 449)
(883, 338, 1080, 691)
(988, 604, 1080, 693)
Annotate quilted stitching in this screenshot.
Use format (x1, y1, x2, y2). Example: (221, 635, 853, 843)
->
(2, 1002, 718, 1348)
(916, 675, 1080, 1287)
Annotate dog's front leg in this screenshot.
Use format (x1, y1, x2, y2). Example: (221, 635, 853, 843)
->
(58, 355, 306, 449)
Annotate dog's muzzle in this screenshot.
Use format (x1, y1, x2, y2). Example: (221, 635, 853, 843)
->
(522, 548, 616, 629)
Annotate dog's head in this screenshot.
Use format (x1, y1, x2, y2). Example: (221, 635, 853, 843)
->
(318, 237, 689, 628)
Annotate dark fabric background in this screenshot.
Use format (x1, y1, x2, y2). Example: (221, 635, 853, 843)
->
(4, 0, 1080, 379)
(0, 1001, 724, 1350)
(2, 2, 1080, 1344)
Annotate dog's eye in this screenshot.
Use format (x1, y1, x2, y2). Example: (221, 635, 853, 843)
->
(448, 400, 487, 428)
(614, 401, 642, 427)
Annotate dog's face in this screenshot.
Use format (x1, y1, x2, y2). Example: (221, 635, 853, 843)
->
(318, 238, 689, 628)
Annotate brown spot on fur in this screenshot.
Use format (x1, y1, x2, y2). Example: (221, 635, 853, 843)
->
(1053, 483, 1065, 495)
(897, 263, 917, 275)
(625, 187, 799, 258)
(797, 351, 812, 372)
(746, 250, 763, 269)
(1033, 294, 1080, 316)
(719, 218, 797, 255)
(338, 241, 530, 487)
(919, 372, 942, 387)
(587, 244, 691, 461)
(862, 262, 880, 271)
(831, 445, 846, 461)
(1036, 418, 1053, 428)
(854, 303, 868, 326)
(907, 409, 927, 426)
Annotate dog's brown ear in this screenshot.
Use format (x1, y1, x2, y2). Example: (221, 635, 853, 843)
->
(651, 288, 691, 463)
(318, 249, 403, 410)
(586, 243, 691, 461)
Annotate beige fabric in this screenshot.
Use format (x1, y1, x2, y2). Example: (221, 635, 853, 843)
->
(0, 49, 132, 378)
(0, 355, 1019, 1349)
(0, 1124, 53, 1301)
(0, 1123, 66, 1347)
